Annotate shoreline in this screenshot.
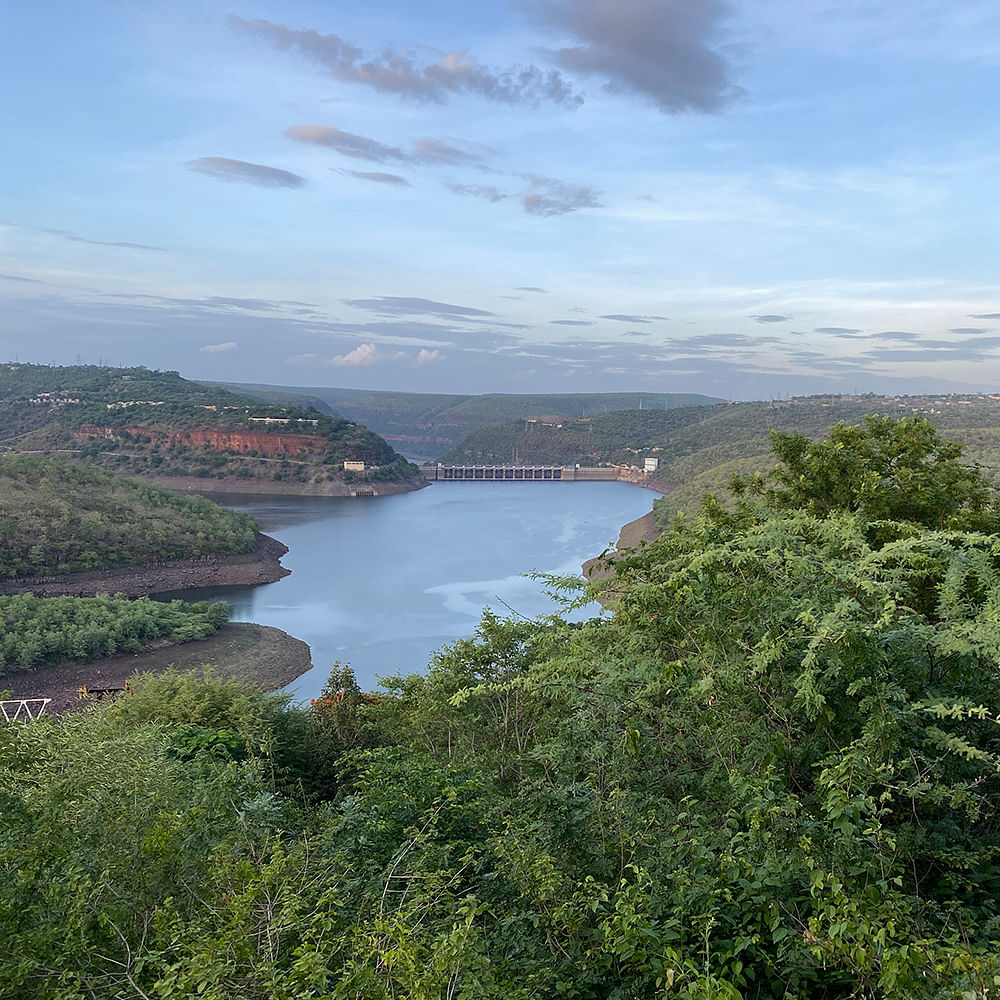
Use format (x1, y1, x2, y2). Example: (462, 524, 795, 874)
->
(0, 532, 290, 598)
(1, 622, 313, 715)
(581, 509, 661, 582)
(131, 472, 428, 497)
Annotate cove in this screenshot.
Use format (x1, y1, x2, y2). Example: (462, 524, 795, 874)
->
(161, 481, 655, 700)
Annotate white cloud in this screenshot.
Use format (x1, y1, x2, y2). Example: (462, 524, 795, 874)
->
(200, 341, 237, 353)
(326, 342, 406, 367)
(416, 348, 442, 365)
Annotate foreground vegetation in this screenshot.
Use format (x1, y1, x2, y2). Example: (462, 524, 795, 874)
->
(0, 595, 230, 674)
(2, 417, 1000, 998)
(0, 454, 259, 579)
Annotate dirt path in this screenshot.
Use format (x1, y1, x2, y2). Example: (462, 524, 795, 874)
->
(1, 622, 313, 715)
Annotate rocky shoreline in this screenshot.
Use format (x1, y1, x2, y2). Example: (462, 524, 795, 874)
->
(0, 532, 291, 598)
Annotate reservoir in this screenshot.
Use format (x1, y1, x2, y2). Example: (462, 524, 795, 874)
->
(166, 482, 655, 700)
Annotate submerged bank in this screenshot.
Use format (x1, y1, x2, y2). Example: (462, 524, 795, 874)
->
(2, 622, 313, 714)
(133, 472, 428, 497)
(0, 533, 290, 598)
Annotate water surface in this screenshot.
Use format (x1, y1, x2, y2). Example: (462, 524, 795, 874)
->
(165, 482, 654, 699)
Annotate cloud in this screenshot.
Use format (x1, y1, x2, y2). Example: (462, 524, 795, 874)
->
(815, 326, 863, 337)
(444, 181, 509, 202)
(284, 125, 407, 162)
(550, 319, 594, 326)
(949, 327, 989, 335)
(412, 137, 489, 166)
(872, 330, 921, 341)
(536, 0, 742, 113)
(752, 314, 788, 324)
(327, 343, 388, 367)
(521, 175, 601, 216)
(230, 16, 583, 107)
(336, 169, 411, 186)
(599, 313, 664, 323)
(516, 286, 548, 293)
(200, 341, 237, 353)
(416, 348, 442, 365)
(188, 157, 305, 188)
(3, 221, 165, 252)
(970, 313, 1000, 320)
(0, 273, 50, 284)
(343, 296, 495, 319)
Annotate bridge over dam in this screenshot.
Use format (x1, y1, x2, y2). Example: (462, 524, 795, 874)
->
(421, 464, 629, 483)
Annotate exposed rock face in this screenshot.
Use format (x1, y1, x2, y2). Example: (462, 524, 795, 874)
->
(74, 426, 327, 457)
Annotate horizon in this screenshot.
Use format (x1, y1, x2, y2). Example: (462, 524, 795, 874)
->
(4, 2, 1000, 400)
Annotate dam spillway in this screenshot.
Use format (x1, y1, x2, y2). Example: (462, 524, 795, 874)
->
(421, 464, 621, 482)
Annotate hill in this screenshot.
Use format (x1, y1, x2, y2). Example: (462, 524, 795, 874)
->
(211, 381, 724, 459)
(0, 364, 422, 494)
(0, 453, 260, 579)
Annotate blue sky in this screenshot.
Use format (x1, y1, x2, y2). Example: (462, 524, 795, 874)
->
(3, 0, 1000, 399)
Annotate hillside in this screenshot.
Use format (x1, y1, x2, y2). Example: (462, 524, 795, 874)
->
(0, 453, 260, 579)
(0, 364, 422, 493)
(213, 381, 724, 458)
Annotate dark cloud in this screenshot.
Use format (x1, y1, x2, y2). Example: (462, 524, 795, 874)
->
(815, 326, 863, 337)
(4, 220, 165, 252)
(949, 327, 989, 335)
(550, 319, 594, 326)
(188, 156, 305, 189)
(444, 181, 509, 202)
(752, 314, 788, 324)
(336, 169, 411, 186)
(969, 313, 1000, 319)
(516, 286, 548, 293)
(0, 273, 50, 284)
(599, 313, 666, 323)
(623, 330, 652, 337)
(521, 174, 601, 216)
(230, 16, 583, 107)
(536, 0, 741, 113)
(343, 296, 495, 319)
(872, 330, 920, 341)
(284, 125, 407, 162)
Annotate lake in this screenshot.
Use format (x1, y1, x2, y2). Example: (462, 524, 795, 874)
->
(164, 481, 655, 700)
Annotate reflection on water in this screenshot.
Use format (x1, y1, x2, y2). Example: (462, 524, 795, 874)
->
(161, 483, 654, 700)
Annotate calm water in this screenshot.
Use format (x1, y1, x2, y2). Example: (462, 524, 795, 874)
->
(164, 482, 654, 700)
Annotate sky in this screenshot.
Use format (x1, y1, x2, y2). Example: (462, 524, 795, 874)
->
(3, 0, 1000, 400)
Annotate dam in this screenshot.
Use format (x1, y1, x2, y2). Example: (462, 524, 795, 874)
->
(421, 464, 622, 482)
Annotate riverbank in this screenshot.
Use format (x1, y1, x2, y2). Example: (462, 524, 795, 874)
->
(581, 509, 661, 582)
(1, 622, 313, 715)
(0, 532, 290, 598)
(134, 472, 428, 497)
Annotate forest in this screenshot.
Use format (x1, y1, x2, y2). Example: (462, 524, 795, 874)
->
(0, 454, 259, 578)
(1, 416, 998, 998)
(0, 594, 230, 673)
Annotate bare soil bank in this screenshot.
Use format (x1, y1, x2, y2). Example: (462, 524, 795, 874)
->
(581, 510, 661, 583)
(135, 473, 428, 497)
(1, 622, 313, 715)
(0, 533, 290, 598)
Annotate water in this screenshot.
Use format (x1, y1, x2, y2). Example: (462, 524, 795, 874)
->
(163, 482, 654, 700)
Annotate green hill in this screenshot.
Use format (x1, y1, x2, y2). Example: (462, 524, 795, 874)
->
(212, 381, 724, 458)
(0, 364, 420, 491)
(0, 453, 258, 579)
